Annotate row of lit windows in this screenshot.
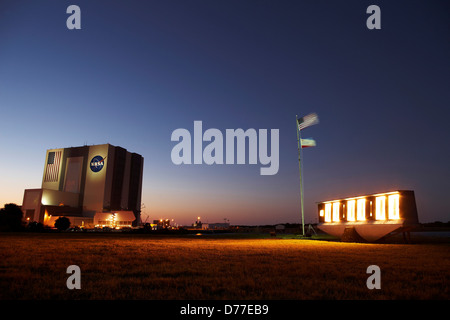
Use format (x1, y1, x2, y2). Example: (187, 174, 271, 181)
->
(97, 220, 133, 226)
(320, 194, 400, 222)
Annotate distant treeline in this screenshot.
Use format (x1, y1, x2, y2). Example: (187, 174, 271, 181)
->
(235, 223, 302, 229)
(1, 201, 449, 233)
(0, 203, 23, 232)
(234, 222, 450, 233)
(419, 221, 450, 230)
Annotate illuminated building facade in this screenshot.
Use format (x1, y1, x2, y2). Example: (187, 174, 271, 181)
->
(94, 211, 136, 229)
(317, 190, 419, 242)
(153, 219, 171, 229)
(21, 144, 144, 228)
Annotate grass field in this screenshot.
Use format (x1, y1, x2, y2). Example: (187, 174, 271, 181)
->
(0, 232, 449, 300)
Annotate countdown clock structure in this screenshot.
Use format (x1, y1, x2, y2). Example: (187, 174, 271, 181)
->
(317, 190, 419, 242)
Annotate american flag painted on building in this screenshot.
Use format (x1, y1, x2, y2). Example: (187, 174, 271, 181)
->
(44, 151, 62, 182)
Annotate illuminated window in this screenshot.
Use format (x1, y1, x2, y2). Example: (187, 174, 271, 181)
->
(388, 194, 400, 219)
(347, 200, 356, 221)
(319, 209, 324, 217)
(357, 198, 366, 221)
(332, 202, 340, 222)
(324, 203, 332, 222)
(375, 196, 386, 220)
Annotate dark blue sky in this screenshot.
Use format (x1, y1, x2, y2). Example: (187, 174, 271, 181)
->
(1, 0, 449, 225)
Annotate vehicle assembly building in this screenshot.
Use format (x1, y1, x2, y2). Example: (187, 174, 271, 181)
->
(21, 144, 144, 228)
(317, 190, 419, 242)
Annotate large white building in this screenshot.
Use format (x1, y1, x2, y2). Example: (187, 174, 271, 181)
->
(21, 144, 144, 228)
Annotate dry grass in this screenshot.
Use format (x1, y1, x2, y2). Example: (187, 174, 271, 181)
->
(0, 232, 449, 300)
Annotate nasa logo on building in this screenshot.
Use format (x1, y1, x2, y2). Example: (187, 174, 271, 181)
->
(90, 156, 105, 172)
